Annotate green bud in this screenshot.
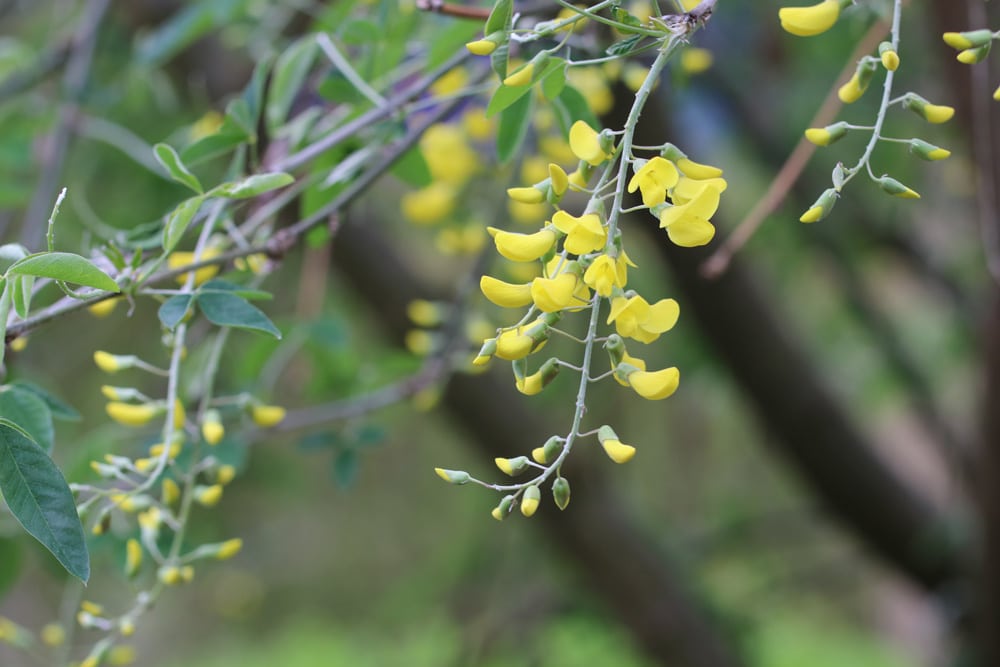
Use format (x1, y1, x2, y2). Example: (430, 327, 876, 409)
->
(434, 468, 471, 484)
(552, 477, 571, 510)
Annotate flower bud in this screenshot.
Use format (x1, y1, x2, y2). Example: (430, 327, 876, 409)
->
(491, 495, 514, 521)
(202, 410, 225, 445)
(251, 404, 286, 427)
(472, 337, 496, 366)
(94, 351, 135, 373)
(957, 43, 991, 65)
(804, 121, 849, 146)
(552, 477, 571, 510)
(902, 93, 955, 124)
(908, 139, 951, 161)
(531, 435, 563, 464)
(106, 402, 160, 427)
(799, 188, 839, 223)
(125, 538, 142, 578)
(495, 456, 530, 476)
(194, 484, 224, 507)
(943, 29, 994, 50)
(838, 58, 878, 104)
(513, 357, 560, 395)
(878, 42, 899, 71)
(876, 175, 920, 199)
(434, 468, 471, 484)
(466, 32, 504, 56)
(520, 485, 541, 517)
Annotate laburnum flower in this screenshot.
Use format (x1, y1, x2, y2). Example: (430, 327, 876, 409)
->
(480, 275, 534, 308)
(628, 157, 679, 207)
(514, 357, 560, 395)
(530, 272, 581, 312)
(876, 175, 920, 199)
(504, 63, 534, 87)
(674, 157, 723, 180)
(520, 485, 541, 517)
(495, 328, 535, 360)
(597, 426, 636, 464)
(583, 254, 626, 297)
(569, 121, 611, 166)
(778, 0, 843, 37)
(838, 59, 877, 104)
(658, 183, 720, 247)
(625, 366, 680, 400)
(549, 164, 569, 197)
(168, 249, 220, 286)
(902, 93, 955, 124)
(670, 176, 728, 203)
(551, 211, 606, 255)
(544, 257, 591, 311)
(607, 294, 680, 344)
(401, 182, 455, 224)
(421, 124, 479, 186)
(106, 402, 159, 427)
(488, 227, 558, 262)
(613, 351, 647, 386)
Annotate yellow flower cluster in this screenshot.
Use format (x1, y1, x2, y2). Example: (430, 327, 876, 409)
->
(943, 30, 1000, 99)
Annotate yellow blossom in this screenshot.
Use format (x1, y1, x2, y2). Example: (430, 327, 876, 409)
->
(680, 47, 714, 74)
(400, 182, 455, 224)
(601, 438, 636, 463)
(94, 350, 129, 373)
(216, 538, 243, 560)
(162, 478, 181, 505)
(252, 404, 286, 427)
(627, 366, 680, 400)
(778, 0, 841, 37)
(551, 211, 606, 255)
(507, 186, 546, 204)
(658, 184, 720, 247)
(530, 273, 580, 312)
(106, 402, 159, 427)
(194, 484, 224, 507)
(607, 295, 680, 343)
(569, 121, 611, 166)
(520, 485, 541, 517)
(487, 227, 557, 262)
(503, 63, 534, 87)
(628, 157, 679, 207)
(495, 328, 534, 360)
(548, 163, 569, 197)
(125, 538, 142, 577)
(88, 298, 119, 318)
(421, 124, 478, 184)
(168, 248, 221, 286)
(217, 464, 237, 485)
(480, 275, 534, 308)
(675, 157, 723, 180)
(466, 39, 497, 56)
(583, 254, 627, 297)
(568, 67, 614, 115)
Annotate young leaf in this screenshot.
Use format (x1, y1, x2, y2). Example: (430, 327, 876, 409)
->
(211, 173, 294, 199)
(390, 147, 433, 188)
(159, 294, 193, 331)
(541, 60, 568, 100)
(0, 421, 89, 582)
(6, 252, 119, 292)
(486, 82, 533, 118)
(198, 279, 273, 300)
(266, 36, 319, 132)
(485, 0, 513, 35)
(555, 85, 599, 134)
(162, 196, 205, 252)
(10, 274, 32, 319)
(0, 386, 54, 454)
(154, 143, 204, 194)
(497, 92, 533, 164)
(197, 292, 281, 338)
(10, 382, 79, 421)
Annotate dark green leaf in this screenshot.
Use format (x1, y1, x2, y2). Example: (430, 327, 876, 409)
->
(162, 196, 204, 252)
(10, 274, 32, 319)
(497, 92, 532, 164)
(0, 386, 54, 454)
(7, 252, 119, 292)
(10, 382, 79, 421)
(555, 85, 599, 134)
(225, 98, 255, 138)
(180, 121, 251, 166)
(266, 36, 319, 132)
(158, 294, 193, 331)
(198, 279, 273, 300)
(197, 292, 281, 338)
(485, 0, 513, 35)
(0, 421, 89, 582)
(390, 147, 433, 188)
(540, 59, 568, 101)
(154, 143, 203, 194)
(606, 34, 644, 56)
(331, 449, 359, 489)
(489, 40, 509, 79)
(486, 82, 532, 118)
(211, 173, 293, 199)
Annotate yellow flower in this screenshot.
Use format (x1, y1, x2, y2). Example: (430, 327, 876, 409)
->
(252, 404, 286, 427)
(674, 157, 723, 180)
(466, 39, 497, 56)
(434, 467, 470, 484)
(582, 254, 626, 297)
(87, 297, 119, 318)
(680, 47, 713, 75)
(799, 188, 838, 223)
(837, 60, 877, 104)
(216, 538, 243, 560)
(125, 538, 142, 577)
(876, 175, 920, 199)
(495, 328, 534, 360)
(530, 272, 581, 312)
(217, 464, 237, 485)
(94, 350, 130, 373)
(902, 93, 955, 124)
(487, 227, 557, 262)
(168, 248, 221, 286)
(567, 68, 614, 115)
(430, 67, 468, 96)
(909, 139, 951, 161)
(551, 211, 606, 255)
(607, 295, 679, 343)
(878, 42, 900, 71)
(507, 186, 546, 204)
(627, 367, 680, 400)
(549, 164, 569, 197)
(627, 157, 679, 208)
(503, 63, 534, 87)
(158, 566, 184, 586)
(421, 124, 478, 185)
(778, 0, 841, 37)
(569, 120, 611, 166)
(194, 484, 224, 507)
(401, 183, 455, 224)
(495, 456, 529, 475)
(106, 402, 159, 427)
(162, 478, 180, 505)
(520, 485, 541, 517)
(658, 183, 720, 247)
(942, 30, 993, 51)
(480, 275, 534, 308)
(601, 438, 636, 463)
(804, 122, 848, 146)
(613, 351, 647, 386)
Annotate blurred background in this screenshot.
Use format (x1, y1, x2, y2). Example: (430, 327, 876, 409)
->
(0, 0, 997, 665)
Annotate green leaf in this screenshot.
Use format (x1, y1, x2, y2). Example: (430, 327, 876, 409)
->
(496, 92, 533, 164)
(197, 292, 281, 338)
(427, 20, 481, 69)
(606, 34, 644, 56)
(10, 382, 79, 421)
(154, 143, 203, 194)
(485, 0, 513, 35)
(541, 60, 568, 100)
(180, 120, 251, 166)
(489, 40, 509, 79)
(390, 147, 433, 188)
(0, 386, 54, 454)
(211, 173, 294, 199)
(158, 294, 193, 331)
(555, 84, 599, 135)
(0, 537, 23, 600)
(10, 274, 32, 319)
(162, 196, 205, 252)
(198, 280, 272, 301)
(331, 449, 359, 489)
(6, 252, 119, 292)
(266, 36, 319, 132)
(486, 82, 532, 118)
(0, 421, 89, 582)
